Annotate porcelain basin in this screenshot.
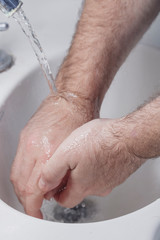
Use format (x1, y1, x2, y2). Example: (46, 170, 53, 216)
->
(0, 44, 160, 223)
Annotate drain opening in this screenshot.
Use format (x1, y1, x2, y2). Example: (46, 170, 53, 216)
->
(42, 199, 96, 223)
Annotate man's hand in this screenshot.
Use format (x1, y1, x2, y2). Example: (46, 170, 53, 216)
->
(38, 118, 144, 208)
(10, 0, 160, 218)
(10, 93, 97, 218)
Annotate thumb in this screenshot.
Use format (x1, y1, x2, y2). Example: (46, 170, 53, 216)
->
(38, 147, 73, 194)
(38, 124, 87, 195)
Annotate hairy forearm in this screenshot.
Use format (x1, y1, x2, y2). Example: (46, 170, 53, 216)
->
(123, 96, 160, 159)
(56, 0, 160, 108)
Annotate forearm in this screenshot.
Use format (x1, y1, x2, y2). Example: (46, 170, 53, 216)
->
(56, 0, 160, 108)
(123, 96, 160, 159)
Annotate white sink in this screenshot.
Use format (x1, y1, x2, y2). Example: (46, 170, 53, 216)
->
(0, 44, 160, 223)
(0, 0, 160, 238)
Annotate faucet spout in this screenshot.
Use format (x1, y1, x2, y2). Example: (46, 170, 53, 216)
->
(0, 0, 23, 16)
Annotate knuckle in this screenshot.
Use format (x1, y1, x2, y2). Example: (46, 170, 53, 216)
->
(20, 129, 39, 152)
(41, 168, 51, 184)
(10, 173, 16, 183)
(16, 182, 34, 197)
(25, 183, 34, 195)
(25, 135, 37, 151)
(17, 183, 26, 196)
(40, 171, 47, 185)
(10, 172, 19, 186)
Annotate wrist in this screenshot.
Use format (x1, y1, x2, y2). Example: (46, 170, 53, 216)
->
(121, 97, 160, 159)
(48, 90, 100, 122)
(98, 118, 144, 161)
(93, 118, 144, 189)
(55, 58, 102, 114)
(55, 61, 106, 111)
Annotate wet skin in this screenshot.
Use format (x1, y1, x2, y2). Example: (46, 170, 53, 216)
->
(10, 92, 98, 218)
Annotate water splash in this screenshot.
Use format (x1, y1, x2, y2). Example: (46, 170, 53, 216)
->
(13, 8, 56, 93)
(42, 199, 96, 223)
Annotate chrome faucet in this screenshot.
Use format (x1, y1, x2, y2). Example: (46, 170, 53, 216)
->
(0, 0, 23, 72)
(0, 22, 13, 72)
(0, 0, 22, 16)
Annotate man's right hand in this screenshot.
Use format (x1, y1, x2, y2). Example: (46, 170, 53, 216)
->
(38, 118, 144, 209)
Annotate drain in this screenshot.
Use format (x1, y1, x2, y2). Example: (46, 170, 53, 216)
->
(42, 199, 96, 223)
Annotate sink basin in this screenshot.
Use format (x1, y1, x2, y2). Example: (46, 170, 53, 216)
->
(0, 44, 160, 222)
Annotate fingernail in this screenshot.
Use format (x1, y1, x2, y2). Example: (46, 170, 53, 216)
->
(39, 178, 46, 189)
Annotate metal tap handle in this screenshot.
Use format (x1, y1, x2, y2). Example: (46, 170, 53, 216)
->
(0, 22, 9, 31)
(0, 22, 13, 72)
